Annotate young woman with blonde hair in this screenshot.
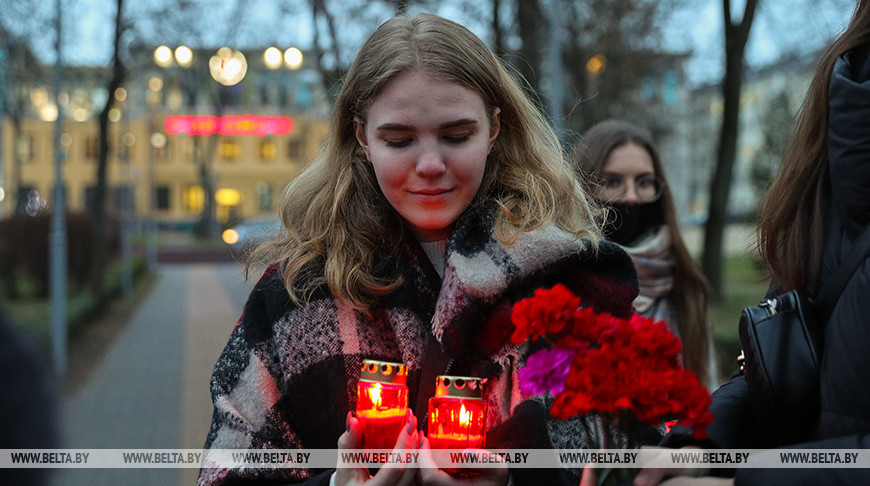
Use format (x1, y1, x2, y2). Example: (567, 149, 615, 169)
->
(200, 13, 640, 486)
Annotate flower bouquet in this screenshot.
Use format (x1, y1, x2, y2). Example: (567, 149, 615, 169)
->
(511, 284, 713, 485)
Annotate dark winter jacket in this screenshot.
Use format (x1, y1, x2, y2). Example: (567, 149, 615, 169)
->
(197, 206, 639, 485)
(664, 44, 870, 484)
(0, 310, 59, 486)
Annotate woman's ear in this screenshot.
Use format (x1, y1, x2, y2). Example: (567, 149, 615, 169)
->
(353, 117, 371, 161)
(488, 108, 501, 154)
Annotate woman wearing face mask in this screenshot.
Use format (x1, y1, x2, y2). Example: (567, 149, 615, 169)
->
(572, 120, 713, 388)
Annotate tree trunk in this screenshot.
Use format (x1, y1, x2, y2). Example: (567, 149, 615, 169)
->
(307, 0, 343, 102)
(11, 116, 24, 213)
(701, 0, 758, 301)
(193, 126, 221, 240)
(517, 0, 544, 97)
(89, 0, 125, 298)
(491, 0, 505, 57)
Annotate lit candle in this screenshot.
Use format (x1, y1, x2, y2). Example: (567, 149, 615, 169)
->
(427, 375, 487, 450)
(356, 360, 409, 451)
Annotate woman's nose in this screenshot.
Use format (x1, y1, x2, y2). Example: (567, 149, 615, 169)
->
(415, 146, 447, 177)
(620, 183, 640, 204)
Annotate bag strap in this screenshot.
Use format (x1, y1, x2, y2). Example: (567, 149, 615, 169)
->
(815, 224, 870, 320)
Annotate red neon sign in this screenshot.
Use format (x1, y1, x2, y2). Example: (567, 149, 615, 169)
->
(164, 115, 294, 136)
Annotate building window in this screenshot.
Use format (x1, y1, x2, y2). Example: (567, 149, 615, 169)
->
(85, 135, 99, 160)
(181, 137, 195, 161)
(215, 188, 241, 224)
(260, 138, 277, 161)
(256, 182, 273, 211)
(17, 134, 36, 163)
(218, 138, 241, 160)
(286, 138, 303, 161)
(155, 186, 171, 211)
(183, 185, 204, 213)
(112, 186, 133, 213)
(84, 186, 95, 212)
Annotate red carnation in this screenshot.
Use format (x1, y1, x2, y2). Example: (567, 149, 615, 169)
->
(512, 284, 714, 454)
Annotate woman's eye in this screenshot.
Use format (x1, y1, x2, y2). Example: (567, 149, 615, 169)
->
(604, 176, 623, 189)
(637, 176, 655, 188)
(444, 134, 471, 144)
(384, 139, 412, 148)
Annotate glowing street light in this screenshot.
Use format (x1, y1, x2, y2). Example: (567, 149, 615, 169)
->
(284, 47, 303, 69)
(209, 47, 248, 86)
(148, 76, 163, 91)
(586, 54, 607, 75)
(154, 45, 173, 67)
(264, 47, 282, 69)
(175, 45, 193, 67)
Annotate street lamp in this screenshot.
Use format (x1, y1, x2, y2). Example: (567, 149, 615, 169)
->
(586, 54, 607, 75)
(174, 45, 193, 67)
(154, 45, 173, 68)
(264, 47, 282, 69)
(283, 47, 303, 70)
(209, 47, 247, 86)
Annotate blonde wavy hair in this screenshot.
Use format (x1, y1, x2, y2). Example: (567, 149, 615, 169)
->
(249, 13, 602, 310)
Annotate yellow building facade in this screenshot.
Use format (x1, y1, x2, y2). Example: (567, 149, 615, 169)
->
(0, 112, 329, 226)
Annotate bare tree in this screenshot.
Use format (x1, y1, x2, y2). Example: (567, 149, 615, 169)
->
(307, 0, 344, 102)
(0, 34, 39, 214)
(89, 0, 126, 297)
(516, 0, 545, 97)
(560, 0, 686, 135)
(701, 0, 758, 301)
(0, 1, 48, 214)
(491, 0, 506, 56)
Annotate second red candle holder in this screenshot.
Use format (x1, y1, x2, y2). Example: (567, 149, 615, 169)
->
(427, 375, 487, 450)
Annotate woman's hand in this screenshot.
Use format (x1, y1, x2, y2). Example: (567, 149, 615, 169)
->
(633, 446, 719, 486)
(333, 410, 420, 486)
(416, 436, 508, 486)
(646, 479, 733, 486)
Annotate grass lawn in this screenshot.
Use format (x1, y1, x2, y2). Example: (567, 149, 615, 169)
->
(711, 255, 769, 384)
(2, 257, 151, 342)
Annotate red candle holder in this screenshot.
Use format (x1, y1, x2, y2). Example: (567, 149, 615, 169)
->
(427, 375, 487, 450)
(356, 359, 408, 451)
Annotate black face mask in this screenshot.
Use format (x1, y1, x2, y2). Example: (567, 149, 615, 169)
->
(601, 199, 664, 246)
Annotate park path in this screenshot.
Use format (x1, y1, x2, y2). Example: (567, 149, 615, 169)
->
(52, 263, 254, 486)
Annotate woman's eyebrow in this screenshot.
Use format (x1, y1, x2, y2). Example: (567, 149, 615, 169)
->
(375, 119, 479, 132)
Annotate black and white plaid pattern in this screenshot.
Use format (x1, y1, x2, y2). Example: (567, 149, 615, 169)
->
(198, 207, 639, 485)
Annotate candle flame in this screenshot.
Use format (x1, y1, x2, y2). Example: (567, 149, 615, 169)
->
(459, 404, 471, 426)
(368, 382, 383, 409)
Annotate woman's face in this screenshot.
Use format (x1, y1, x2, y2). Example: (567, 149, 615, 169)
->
(597, 142, 658, 205)
(354, 68, 500, 241)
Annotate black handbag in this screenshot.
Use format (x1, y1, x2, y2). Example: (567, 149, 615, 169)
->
(738, 225, 870, 446)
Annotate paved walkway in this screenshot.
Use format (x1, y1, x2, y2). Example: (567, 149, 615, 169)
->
(52, 263, 254, 486)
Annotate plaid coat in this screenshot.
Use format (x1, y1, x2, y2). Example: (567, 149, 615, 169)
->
(198, 207, 638, 485)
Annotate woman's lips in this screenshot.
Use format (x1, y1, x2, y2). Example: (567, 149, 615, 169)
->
(410, 188, 453, 202)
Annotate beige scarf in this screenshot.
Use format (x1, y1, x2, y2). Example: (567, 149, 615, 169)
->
(622, 226, 676, 328)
